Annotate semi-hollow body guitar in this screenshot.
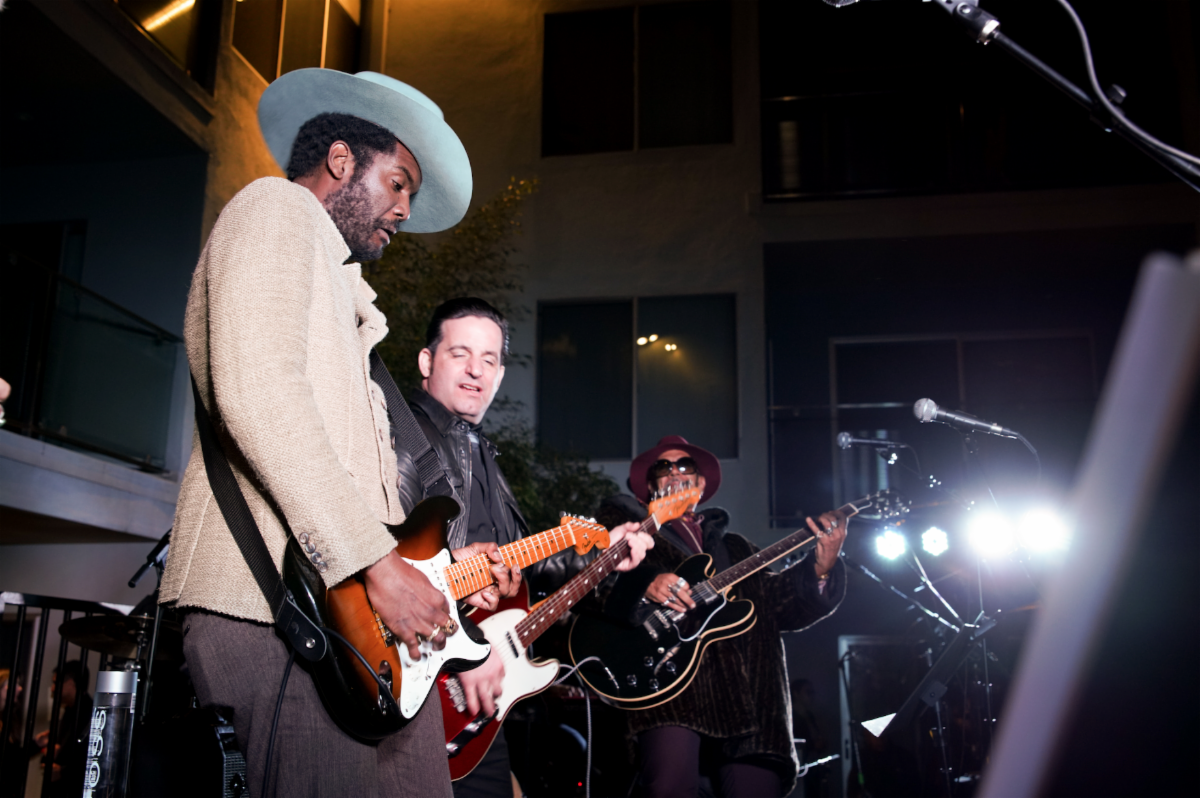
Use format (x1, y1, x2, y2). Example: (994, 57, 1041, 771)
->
(568, 491, 906, 710)
(439, 486, 703, 779)
(283, 496, 610, 739)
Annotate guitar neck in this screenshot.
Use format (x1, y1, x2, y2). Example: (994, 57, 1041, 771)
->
(705, 499, 863, 594)
(444, 523, 582, 601)
(514, 535, 633, 647)
(513, 512, 662, 646)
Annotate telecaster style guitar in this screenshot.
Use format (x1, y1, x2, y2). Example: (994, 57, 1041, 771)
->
(568, 490, 908, 711)
(439, 486, 703, 780)
(283, 496, 611, 740)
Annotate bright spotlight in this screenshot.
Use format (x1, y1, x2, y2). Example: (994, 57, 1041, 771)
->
(648, 334, 659, 342)
(875, 529, 906, 560)
(922, 527, 949, 556)
(968, 513, 1016, 557)
(1018, 509, 1071, 552)
(636, 337, 648, 346)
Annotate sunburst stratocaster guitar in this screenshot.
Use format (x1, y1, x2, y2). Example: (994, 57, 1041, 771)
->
(439, 486, 703, 779)
(283, 496, 610, 739)
(568, 490, 907, 710)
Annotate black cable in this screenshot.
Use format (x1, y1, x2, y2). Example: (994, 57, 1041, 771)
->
(262, 650, 295, 798)
(322, 627, 402, 716)
(1016, 433, 1042, 482)
(1052, 0, 1200, 168)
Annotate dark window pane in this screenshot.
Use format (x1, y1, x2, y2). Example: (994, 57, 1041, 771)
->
(324, 0, 361, 73)
(280, 0, 325, 76)
(232, 0, 284, 82)
(637, 294, 737, 458)
(836, 341, 958, 407)
(542, 7, 634, 156)
(758, 0, 1180, 198)
(539, 301, 633, 458)
(114, 0, 220, 89)
(639, 1, 732, 148)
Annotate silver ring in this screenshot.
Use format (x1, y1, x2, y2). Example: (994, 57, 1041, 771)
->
(674, 576, 686, 589)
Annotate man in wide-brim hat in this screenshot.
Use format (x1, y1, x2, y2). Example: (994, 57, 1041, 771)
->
(593, 435, 850, 797)
(161, 70, 514, 797)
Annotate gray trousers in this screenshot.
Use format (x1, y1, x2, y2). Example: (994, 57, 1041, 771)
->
(183, 610, 453, 798)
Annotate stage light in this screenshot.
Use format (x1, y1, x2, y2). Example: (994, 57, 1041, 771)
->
(648, 334, 658, 342)
(922, 527, 949, 556)
(637, 337, 648, 346)
(1018, 509, 1071, 552)
(968, 513, 1016, 557)
(875, 529, 906, 560)
(665, 343, 678, 351)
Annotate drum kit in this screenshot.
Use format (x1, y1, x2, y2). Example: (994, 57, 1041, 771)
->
(56, 532, 247, 798)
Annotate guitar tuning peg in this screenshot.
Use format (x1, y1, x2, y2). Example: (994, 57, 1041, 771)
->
(560, 511, 568, 517)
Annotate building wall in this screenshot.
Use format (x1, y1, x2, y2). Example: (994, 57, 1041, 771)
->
(381, 0, 1200, 545)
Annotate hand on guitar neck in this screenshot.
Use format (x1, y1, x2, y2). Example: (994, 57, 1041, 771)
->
(454, 520, 653, 719)
(646, 508, 849, 614)
(449, 542, 524, 612)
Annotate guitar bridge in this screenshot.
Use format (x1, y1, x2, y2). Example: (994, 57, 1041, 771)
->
(445, 675, 467, 714)
(373, 611, 397, 647)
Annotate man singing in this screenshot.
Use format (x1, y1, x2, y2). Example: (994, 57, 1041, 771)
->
(596, 436, 849, 798)
(162, 70, 506, 796)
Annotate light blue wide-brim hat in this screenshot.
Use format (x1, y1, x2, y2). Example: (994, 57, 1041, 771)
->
(258, 69, 472, 233)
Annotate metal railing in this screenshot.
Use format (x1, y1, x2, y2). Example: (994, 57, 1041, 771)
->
(0, 592, 126, 798)
(0, 254, 184, 474)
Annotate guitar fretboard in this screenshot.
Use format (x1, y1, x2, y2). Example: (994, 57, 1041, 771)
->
(445, 524, 584, 600)
(705, 498, 865, 594)
(515, 511, 662, 645)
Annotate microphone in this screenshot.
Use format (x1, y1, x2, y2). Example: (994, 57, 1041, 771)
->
(837, 432, 905, 450)
(913, 398, 1020, 439)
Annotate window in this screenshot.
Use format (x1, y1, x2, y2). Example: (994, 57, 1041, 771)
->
(112, 0, 222, 89)
(538, 294, 737, 460)
(232, 0, 361, 84)
(542, 1, 733, 156)
(758, 0, 1186, 198)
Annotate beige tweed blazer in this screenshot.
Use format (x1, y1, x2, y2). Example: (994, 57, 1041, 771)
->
(161, 178, 406, 623)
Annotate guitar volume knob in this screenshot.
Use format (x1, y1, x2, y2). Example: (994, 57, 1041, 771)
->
(643, 656, 654, 668)
(626, 674, 638, 687)
(665, 662, 677, 675)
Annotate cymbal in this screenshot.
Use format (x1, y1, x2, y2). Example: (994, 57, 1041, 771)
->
(58, 614, 182, 661)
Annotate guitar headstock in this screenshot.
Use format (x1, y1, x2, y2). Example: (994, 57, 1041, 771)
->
(848, 489, 910, 520)
(562, 516, 611, 554)
(647, 485, 703, 527)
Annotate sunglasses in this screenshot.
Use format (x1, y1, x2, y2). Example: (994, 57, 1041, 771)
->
(650, 457, 700, 478)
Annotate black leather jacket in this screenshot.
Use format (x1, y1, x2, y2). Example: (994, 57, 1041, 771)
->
(396, 388, 528, 552)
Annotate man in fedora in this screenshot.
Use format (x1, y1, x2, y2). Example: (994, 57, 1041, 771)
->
(594, 436, 849, 798)
(161, 70, 513, 796)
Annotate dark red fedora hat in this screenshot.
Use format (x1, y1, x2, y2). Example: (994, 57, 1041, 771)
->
(628, 435, 721, 504)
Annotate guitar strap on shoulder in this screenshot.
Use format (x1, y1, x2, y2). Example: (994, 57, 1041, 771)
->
(191, 353, 444, 662)
(190, 379, 328, 662)
(369, 349, 454, 500)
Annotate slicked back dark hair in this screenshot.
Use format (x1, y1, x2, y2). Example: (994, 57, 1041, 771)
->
(425, 298, 510, 364)
(286, 113, 400, 182)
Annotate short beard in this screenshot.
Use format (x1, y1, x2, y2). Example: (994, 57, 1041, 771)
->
(324, 168, 388, 262)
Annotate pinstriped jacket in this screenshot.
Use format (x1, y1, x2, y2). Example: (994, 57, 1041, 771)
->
(161, 178, 407, 623)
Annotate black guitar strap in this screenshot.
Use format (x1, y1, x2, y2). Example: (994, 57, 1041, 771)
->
(190, 379, 328, 662)
(191, 352, 445, 662)
(369, 349, 453, 500)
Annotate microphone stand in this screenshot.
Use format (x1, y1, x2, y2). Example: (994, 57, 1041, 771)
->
(927, 0, 1200, 191)
(126, 531, 171, 724)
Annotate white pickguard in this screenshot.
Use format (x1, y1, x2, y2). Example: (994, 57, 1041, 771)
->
(397, 549, 492, 719)
(477, 609, 560, 723)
